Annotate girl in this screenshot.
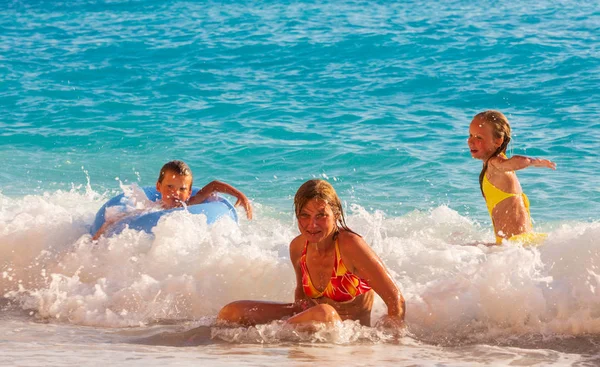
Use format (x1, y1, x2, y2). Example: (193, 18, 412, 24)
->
(467, 110, 556, 245)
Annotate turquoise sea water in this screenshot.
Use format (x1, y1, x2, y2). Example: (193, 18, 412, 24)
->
(2, 0, 599, 220)
(1, 1, 600, 365)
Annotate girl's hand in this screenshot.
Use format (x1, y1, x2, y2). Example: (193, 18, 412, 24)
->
(531, 158, 556, 170)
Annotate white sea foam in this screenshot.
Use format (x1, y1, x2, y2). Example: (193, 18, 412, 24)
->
(1, 189, 599, 345)
(103, 183, 162, 222)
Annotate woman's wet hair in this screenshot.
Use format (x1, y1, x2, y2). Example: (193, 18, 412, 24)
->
(157, 160, 193, 186)
(294, 179, 357, 236)
(475, 110, 511, 196)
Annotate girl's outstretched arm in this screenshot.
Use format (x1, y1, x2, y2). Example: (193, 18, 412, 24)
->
(188, 180, 253, 219)
(489, 155, 556, 172)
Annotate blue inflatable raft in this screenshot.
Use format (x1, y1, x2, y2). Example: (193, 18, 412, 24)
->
(90, 186, 238, 237)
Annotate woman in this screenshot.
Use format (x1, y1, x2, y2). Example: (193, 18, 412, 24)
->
(217, 179, 405, 329)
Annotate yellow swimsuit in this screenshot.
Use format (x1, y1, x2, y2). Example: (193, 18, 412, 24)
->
(482, 175, 546, 245)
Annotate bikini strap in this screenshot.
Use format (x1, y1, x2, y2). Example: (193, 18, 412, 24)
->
(301, 240, 309, 257)
(333, 239, 346, 276)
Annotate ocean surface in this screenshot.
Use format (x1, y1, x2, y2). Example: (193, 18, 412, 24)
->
(1, 0, 599, 365)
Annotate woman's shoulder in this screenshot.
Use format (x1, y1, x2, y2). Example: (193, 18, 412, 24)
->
(337, 229, 362, 242)
(337, 230, 377, 273)
(290, 234, 304, 246)
(289, 235, 305, 258)
(337, 230, 368, 253)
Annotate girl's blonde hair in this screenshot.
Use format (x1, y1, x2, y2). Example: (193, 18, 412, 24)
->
(475, 110, 511, 196)
(293, 179, 356, 236)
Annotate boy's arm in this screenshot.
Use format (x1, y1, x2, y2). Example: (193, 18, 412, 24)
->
(91, 212, 129, 241)
(188, 180, 253, 219)
(92, 221, 111, 241)
(489, 155, 556, 172)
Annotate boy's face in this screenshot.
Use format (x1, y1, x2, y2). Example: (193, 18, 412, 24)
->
(156, 171, 193, 209)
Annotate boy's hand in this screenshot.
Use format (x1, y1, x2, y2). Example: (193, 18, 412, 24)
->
(235, 195, 253, 220)
(531, 158, 556, 170)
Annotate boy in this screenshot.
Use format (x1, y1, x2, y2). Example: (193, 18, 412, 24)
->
(92, 160, 252, 240)
(156, 160, 252, 217)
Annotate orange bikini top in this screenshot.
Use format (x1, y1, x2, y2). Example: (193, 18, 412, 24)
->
(300, 240, 371, 303)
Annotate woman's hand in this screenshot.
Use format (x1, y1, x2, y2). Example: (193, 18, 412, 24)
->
(375, 314, 405, 334)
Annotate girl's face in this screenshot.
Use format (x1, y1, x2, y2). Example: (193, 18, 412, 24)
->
(297, 198, 338, 244)
(468, 118, 503, 161)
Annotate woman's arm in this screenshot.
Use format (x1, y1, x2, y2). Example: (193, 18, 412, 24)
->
(188, 180, 253, 219)
(489, 155, 556, 172)
(339, 232, 405, 325)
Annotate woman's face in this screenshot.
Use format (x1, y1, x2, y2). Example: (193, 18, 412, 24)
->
(297, 198, 338, 244)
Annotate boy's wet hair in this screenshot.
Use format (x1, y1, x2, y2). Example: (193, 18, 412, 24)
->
(475, 110, 512, 196)
(293, 179, 358, 238)
(157, 160, 193, 186)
